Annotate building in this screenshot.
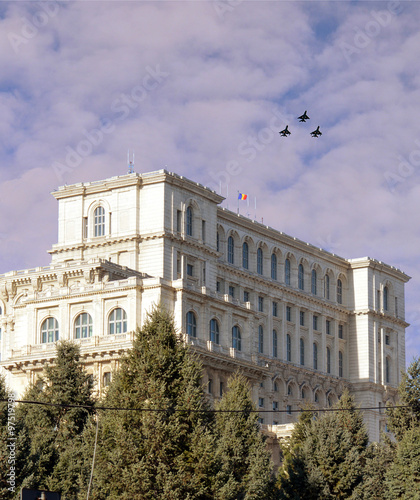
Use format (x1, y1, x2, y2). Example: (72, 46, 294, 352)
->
(0, 169, 410, 442)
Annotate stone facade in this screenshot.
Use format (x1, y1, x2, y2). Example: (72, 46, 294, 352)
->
(0, 170, 410, 442)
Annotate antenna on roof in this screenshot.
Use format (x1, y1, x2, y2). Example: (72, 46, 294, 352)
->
(127, 150, 135, 174)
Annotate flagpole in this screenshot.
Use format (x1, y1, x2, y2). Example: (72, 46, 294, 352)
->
(237, 191, 239, 215)
(254, 197, 257, 220)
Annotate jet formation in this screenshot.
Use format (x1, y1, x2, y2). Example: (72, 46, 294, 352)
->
(279, 111, 322, 138)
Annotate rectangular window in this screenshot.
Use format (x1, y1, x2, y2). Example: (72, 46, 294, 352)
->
(395, 297, 398, 317)
(258, 398, 264, 408)
(313, 315, 318, 331)
(219, 381, 223, 397)
(187, 264, 193, 277)
(385, 334, 390, 345)
(272, 301, 278, 317)
(176, 210, 182, 232)
(229, 286, 235, 298)
(286, 306, 291, 322)
(273, 401, 278, 411)
(244, 291, 249, 302)
(286, 405, 292, 415)
(258, 418, 264, 425)
(326, 320, 331, 335)
(300, 311, 305, 326)
(258, 296, 264, 312)
(176, 258, 181, 278)
(208, 379, 212, 394)
(216, 281, 221, 292)
(338, 324, 343, 339)
(202, 220, 206, 242)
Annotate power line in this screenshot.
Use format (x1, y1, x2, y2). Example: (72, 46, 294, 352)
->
(1, 398, 412, 414)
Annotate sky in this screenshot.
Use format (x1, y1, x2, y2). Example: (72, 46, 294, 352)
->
(0, 0, 420, 364)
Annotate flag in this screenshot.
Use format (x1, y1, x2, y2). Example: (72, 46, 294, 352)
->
(238, 193, 247, 200)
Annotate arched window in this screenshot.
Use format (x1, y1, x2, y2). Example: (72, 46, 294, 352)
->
(327, 347, 331, 374)
(300, 338, 305, 366)
(257, 247, 263, 275)
(339, 351, 343, 377)
(311, 269, 317, 295)
(210, 318, 220, 344)
(384, 286, 389, 311)
(273, 330, 278, 358)
(386, 357, 391, 384)
(324, 274, 330, 300)
(227, 236, 234, 264)
(75, 312, 93, 339)
(313, 342, 318, 370)
(232, 325, 241, 351)
(287, 383, 293, 396)
(286, 334, 291, 362)
(186, 206, 193, 236)
(258, 325, 264, 354)
(94, 206, 105, 237)
(314, 391, 319, 403)
(242, 242, 249, 269)
(301, 387, 306, 399)
(298, 264, 304, 290)
(41, 317, 59, 343)
(271, 253, 277, 280)
(337, 279, 343, 304)
(285, 258, 291, 285)
(186, 311, 197, 337)
(109, 308, 127, 335)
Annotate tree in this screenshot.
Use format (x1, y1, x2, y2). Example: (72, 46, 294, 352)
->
(17, 340, 95, 497)
(90, 306, 216, 499)
(212, 372, 277, 500)
(278, 390, 369, 499)
(387, 357, 420, 441)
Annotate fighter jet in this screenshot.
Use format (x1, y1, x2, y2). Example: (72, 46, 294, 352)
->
(279, 125, 291, 137)
(310, 126, 322, 137)
(298, 111, 310, 122)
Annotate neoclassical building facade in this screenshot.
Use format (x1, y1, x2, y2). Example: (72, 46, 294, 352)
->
(0, 170, 410, 442)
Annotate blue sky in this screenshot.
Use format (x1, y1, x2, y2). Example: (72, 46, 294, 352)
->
(1, 0, 420, 363)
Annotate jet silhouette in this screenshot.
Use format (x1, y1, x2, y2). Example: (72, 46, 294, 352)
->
(310, 126, 322, 137)
(279, 125, 291, 137)
(298, 111, 310, 122)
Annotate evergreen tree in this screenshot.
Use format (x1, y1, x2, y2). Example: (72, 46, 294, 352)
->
(16, 340, 95, 498)
(212, 372, 277, 500)
(90, 306, 216, 499)
(387, 357, 420, 441)
(384, 425, 420, 499)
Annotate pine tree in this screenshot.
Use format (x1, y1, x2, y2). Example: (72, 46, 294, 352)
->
(16, 340, 95, 498)
(90, 306, 216, 499)
(387, 357, 420, 441)
(212, 372, 277, 500)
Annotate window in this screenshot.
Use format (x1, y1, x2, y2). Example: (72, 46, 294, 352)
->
(384, 286, 389, 311)
(216, 281, 221, 293)
(385, 334, 390, 346)
(228, 236, 234, 264)
(242, 242, 249, 269)
(217, 232, 220, 252)
(210, 319, 220, 344)
(186, 206, 193, 236)
(41, 317, 59, 343)
(258, 296, 264, 312)
(327, 347, 331, 374)
(186, 311, 197, 337)
(286, 405, 292, 415)
(300, 311, 305, 326)
(219, 381, 224, 397)
(386, 357, 391, 384)
(274, 381, 279, 392)
(313, 315, 318, 331)
(273, 401, 278, 411)
(257, 247, 264, 275)
(313, 342, 318, 370)
(286, 334, 291, 362)
(187, 264, 194, 277)
(288, 384, 292, 396)
(232, 325, 241, 350)
(311, 269, 317, 295)
(286, 306, 291, 322)
(103, 372, 111, 387)
(272, 301, 278, 317)
(243, 290, 249, 302)
(258, 325, 264, 354)
(326, 320, 331, 335)
(337, 279, 343, 304)
(228, 286, 235, 298)
(300, 338, 305, 365)
(338, 324, 343, 339)
(83, 217, 88, 238)
(208, 378, 213, 394)
(108, 308, 127, 335)
(339, 351, 343, 377)
(94, 206, 105, 237)
(314, 392, 319, 403)
(324, 274, 330, 299)
(258, 418, 264, 425)
(75, 313, 93, 339)
(176, 210, 182, 232)
(202, 220, 206, 242)
(273, 330, 278, 358)
(301, 387, 306, 399)
(285, 258, 291, 285)
(271, 253, 277, 280)
(395, 297, 398, 317)
(258, 397, 264, 408)
(298, 264, 304, 290)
